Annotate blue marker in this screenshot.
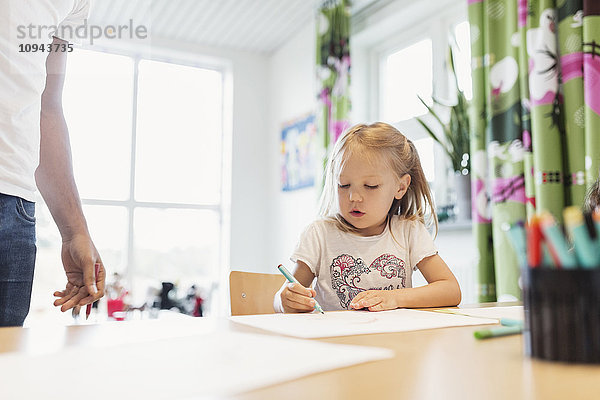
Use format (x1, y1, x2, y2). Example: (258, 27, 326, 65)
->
(564, 207, 600, 268)
(473, 317, 525, 339)
(499, 318, 524, 327)
(541, 242, 556, 268)
(502, 222, 528, 268)
(539, 211, 578, 269)
(277, 264, 324, 314)
(593, 210, 600, 262)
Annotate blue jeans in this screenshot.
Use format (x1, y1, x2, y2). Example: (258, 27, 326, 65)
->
(0, 193, 36, 327)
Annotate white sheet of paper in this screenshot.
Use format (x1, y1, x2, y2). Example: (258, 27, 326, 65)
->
(0, 331, 393, 399)
(230, 309, 498, 338)
(435, 306, 524, 321)
(18, 317, 220, 356)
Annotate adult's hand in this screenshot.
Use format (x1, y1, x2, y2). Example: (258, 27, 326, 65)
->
(53, 233, 106, 312)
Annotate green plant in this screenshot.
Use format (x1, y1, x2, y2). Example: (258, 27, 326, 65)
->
(416, 45, 470, 175)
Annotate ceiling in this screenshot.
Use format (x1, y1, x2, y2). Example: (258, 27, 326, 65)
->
(88, 0, 379, 55)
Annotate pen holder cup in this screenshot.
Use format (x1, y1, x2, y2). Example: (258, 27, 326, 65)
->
(522, 267, 600, 363)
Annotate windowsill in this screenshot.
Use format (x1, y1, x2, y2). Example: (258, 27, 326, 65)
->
(438, 219, 472, 232)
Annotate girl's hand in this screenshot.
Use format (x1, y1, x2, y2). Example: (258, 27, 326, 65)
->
(350, 290, 399, 312)
(279, 282, 317, 313)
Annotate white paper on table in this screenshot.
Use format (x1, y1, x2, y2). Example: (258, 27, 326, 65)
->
(17, 317, 221, 356)
(433, 306, 524, 322)
(230, 309, 498, 338)
(0, 331, 393, 399)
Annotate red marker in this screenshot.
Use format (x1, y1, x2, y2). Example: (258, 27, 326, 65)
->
(526, 215, 542, 267)
(86, 263, 100, 320)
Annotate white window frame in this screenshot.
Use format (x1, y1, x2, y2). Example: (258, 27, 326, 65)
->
(69, 43, 233, 316)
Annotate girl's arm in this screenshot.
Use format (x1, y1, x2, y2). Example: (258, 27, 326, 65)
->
(396, 254, 461, 308)
(350, 254, 461, 311)
(273, 261, 318, 313)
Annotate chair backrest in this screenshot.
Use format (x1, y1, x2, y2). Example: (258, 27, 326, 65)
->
(229, 270, 286, 316)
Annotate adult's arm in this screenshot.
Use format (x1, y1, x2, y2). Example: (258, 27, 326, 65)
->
(36, 37, 105, 311)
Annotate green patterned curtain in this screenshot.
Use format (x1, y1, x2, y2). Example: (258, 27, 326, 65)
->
(468, 0, 600, 302)
(316, 0, 351, 173)
(583, 0, 600, 186)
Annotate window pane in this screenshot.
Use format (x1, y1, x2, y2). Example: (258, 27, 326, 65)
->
(31, 202, 63, 316)
(132, 208, 220, 302)
(453, 21, 473, 100)
(63, 50, 134, 201)
(382, 39, 433, 122)
(30, 203, 128, 321)
(414, 137, 435, 182)
(135, 60, 223, 204)
(82, 205, 129, 274)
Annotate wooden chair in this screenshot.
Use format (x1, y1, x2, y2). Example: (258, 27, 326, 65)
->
(229, 271, 286, 316)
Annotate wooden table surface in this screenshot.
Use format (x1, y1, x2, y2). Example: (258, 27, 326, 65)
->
(1, 304, 600, 400)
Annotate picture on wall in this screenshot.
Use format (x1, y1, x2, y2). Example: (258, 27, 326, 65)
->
(281, 114, 317, 191)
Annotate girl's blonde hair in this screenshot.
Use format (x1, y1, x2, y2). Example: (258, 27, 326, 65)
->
(584, 178, 600, 212)
(318, 122, 438, 235)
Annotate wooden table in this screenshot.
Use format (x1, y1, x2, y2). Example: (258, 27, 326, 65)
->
(2, 304, 599, 400)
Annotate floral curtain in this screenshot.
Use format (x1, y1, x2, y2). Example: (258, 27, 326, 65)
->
(468, 0, 600, 302)
(316, 0, 351, 174)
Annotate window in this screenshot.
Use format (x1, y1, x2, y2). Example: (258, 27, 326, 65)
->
(379, 37, 436, 183)
(380, 38, 433, 122)
(453, 21, 473, 100)
(31, 49, 227, 320)
(135, 60, 223, 204)
(367, 11, 470, 191)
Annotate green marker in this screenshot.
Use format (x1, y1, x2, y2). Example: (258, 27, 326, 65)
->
(277, 264, 324, 314)
(474, 325, 522, 340)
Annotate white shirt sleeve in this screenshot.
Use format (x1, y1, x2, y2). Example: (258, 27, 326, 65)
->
(407, 220, 438, 270)
(290, 222, 322, 276)
(56, 0, 91, 42)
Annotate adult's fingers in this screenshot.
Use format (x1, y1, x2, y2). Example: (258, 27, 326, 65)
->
(82, 261, 98, 299)
(94, 264, 106, 299)
(60, 289, 88, 312)
(53, 285, 79, 306)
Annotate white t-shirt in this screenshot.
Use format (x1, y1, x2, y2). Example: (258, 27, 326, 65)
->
(291, 215, 438, 311)
(0, 0, 90, 201)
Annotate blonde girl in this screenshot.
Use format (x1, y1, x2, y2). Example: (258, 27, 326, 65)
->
(275, 122, 461, 312)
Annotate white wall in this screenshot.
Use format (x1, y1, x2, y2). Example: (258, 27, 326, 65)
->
(264, 20, 319, 273)
(228, 54, 271, 274)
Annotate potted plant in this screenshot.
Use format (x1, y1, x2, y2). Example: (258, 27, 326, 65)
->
(416, 44, 471, 220)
